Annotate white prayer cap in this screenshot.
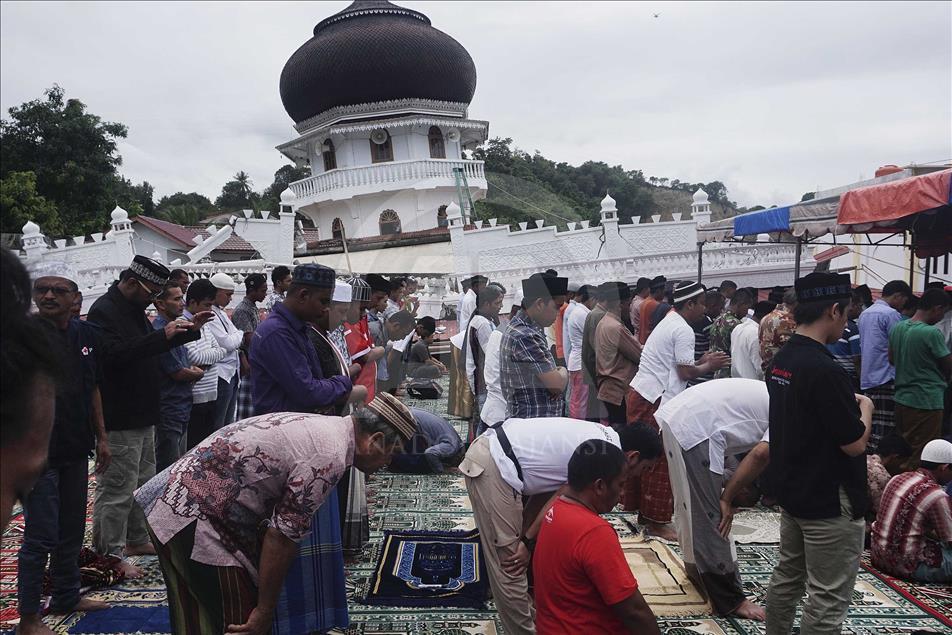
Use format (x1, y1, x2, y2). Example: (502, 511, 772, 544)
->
(332, 279, 352, 303)
(920, 439, 952, 465)
(210, 272, 236, 290)
(28, 260, 78, 284)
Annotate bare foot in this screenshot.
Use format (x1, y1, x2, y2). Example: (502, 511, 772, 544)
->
(71, 597, 110, 612)
(644, 522, 678, 542)
(118, 559, 144, 579)
(15, 614, 54, 635)
(124, 543, 156, 556)
(732, 599, 766, 621)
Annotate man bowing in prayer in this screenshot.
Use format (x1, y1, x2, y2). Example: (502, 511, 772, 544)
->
(136, 396, 417, 635)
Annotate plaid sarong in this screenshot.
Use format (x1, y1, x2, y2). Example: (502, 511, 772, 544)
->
(235, 376, 255, 421)
(624, 390, 674, 524)
(337, 467, 369, 554)
(864, 382, 895, 454)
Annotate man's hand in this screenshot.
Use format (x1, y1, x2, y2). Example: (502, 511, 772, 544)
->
(95, 438, 112, 475)
(189, 366, 205, 382)
(855, 393, 874, 416)
(348, 363, 362, 378)
(189, 310, 215, 329)
(718, 498, 735, 539)
(163, 320, 192, 340)
(701, 350, 731, 370)
(501, 541, 530, 578)
(225, 606, 274, 635)
(349, 384, 369, 405)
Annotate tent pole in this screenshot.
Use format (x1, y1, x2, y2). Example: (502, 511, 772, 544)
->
(697, 242, 703, 283)
(908, 231, 916, 288)
(794, 236, 802, 279)
(924, 256, 931, 287)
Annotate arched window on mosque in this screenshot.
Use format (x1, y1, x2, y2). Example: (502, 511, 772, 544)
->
(437, 205, 448, 228)
(331, 217, 344, 240)
(379, 209, 401, 235)
(322, 138, 337, 172)
(428, 126, 446, 159)
(370, 130, 394, 163)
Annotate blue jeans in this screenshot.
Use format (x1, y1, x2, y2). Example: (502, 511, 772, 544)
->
(912, 543, 952, 583)
(213, 373, 239, 430)
(17, 460, 88, 614)
(155, 413, 189, 473)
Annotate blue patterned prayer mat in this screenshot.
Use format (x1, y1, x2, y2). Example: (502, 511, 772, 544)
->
(363, 529, 489, 609)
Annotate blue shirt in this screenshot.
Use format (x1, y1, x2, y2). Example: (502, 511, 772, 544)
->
(249, 302, 352, 415)
(500, 309, 564, 418)
(827, 318, 861, 389)
(858, 299, 901, 390)
(152, 315, 193, 422)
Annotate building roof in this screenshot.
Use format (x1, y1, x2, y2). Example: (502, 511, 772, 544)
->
(279, 0, 477, 125)
(133, 215, 258, 253)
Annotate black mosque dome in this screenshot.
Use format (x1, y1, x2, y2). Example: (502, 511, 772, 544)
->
(279, 0, 478, 125)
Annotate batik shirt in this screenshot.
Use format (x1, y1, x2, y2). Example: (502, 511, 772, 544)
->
(500, 309, 563, 418)
(758, 305, 796, 373)
(135, 412, 354, 582)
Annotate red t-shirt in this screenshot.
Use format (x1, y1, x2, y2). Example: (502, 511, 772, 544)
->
(533, 498, 638, 634)
(344, 315, 376, 401)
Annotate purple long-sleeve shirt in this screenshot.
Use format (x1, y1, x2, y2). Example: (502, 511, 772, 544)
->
(250, 302, 352, 415)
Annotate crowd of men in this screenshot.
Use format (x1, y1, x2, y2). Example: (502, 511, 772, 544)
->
(1, 242, 950, 634)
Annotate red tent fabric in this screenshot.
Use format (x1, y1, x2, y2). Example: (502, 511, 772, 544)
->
(837, 169, 951, 226)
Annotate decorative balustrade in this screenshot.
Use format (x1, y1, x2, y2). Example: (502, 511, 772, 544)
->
(289, 159, 486, 200)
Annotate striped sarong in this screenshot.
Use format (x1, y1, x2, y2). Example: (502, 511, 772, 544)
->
(337, 467, 369, 554)
(864, 381, 895, 453)
(272, 489, 348, 634)
(235, 377, 255, 421)
(150, 522, 257, 635)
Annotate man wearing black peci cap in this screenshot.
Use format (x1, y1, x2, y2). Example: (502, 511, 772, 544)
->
(500, 273, 569, 418)
(764, 272, 874, 635)
(88, 256, 214, 578)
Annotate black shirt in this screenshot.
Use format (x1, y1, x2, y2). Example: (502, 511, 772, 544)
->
(767, 334, 869, 520)
(43, 319, 99, 465)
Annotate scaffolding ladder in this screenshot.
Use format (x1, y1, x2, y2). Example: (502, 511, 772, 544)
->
(453, 167, 476, 225)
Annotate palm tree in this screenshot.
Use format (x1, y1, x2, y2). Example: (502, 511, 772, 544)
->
(233, 171, 253, 201)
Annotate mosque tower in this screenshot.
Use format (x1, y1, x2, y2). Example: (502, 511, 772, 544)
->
(276, 0, 489, 244)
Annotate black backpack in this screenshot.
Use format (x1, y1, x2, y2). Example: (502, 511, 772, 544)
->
(406, 378, 443, 400)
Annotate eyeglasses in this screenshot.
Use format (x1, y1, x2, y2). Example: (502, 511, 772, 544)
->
(33, 285, 74, 297)
(135, 278, 163, 300)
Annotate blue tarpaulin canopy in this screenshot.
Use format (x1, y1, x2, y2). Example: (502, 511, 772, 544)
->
(733, 206, 791, 236)
(697, 197, 843, 243)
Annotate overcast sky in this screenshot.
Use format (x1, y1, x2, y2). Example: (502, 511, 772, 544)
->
(1, 1, 949, 209)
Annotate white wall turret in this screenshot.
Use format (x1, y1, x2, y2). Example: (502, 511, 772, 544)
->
(692, 188, 712, 225)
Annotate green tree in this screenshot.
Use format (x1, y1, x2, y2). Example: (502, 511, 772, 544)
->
(0, 85, 151, 235)
(259, 164, 310, 213)
(215, 171, 259, 212)
(0, 171, 62, 235)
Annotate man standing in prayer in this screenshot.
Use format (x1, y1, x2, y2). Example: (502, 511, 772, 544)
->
(871, 438, 952, 583)
(731, 301, 774, 380)
(248, 263, 356, 634)
(384, 277, 405, 320)
(207, 273, 244, 429)
(710, 288, 754, 358)
(181, 280, 226, 447)
(152, 283, 204, 471)
(656, 378, 770, 621)
(343, 275, 385, 402)
(594, 281, 642, 426)
(464, 284, 504, 427)
(477, 290, 521, 434)
(136, 397, 417, 635)
(554, 281, 578, 366)
(719, 280, 738, 308)
(826, 290, 864, 390)
(230, 273, 267, 421)
(626, 281, 729, 540)
(763, 272, 874, 635)
(500, 273, 569, 418)
(888, 287, 951, 468)
(688, 289, 724, 385)
(533, 440, 661, 635)
(638, 276, 667, 344)
(582, 283, 612, 421)
(461, 418, 662, 635)
(758, 287, 797, 374)
(629, 277, 652, 343)
(18, 263, 112, 634)
(168, 269, 190, 295)
(88, 256, 211, 578)
(858, 279, 911, 450)
(565, 284, 596, 419)
(263, 265, 292, 313)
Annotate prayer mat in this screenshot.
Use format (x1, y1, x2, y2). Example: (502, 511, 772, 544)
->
(363, 529, 489, 609)
(861, 553, 952, 628)
(619, 536, 713, 617)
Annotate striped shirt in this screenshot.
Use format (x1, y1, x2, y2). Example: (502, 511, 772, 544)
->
(827, 319, 861, 390)
(871, 469, 952, 578)
(183, 312, 226, 404)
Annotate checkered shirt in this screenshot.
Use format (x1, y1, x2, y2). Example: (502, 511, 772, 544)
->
(500, 309, 563, 418)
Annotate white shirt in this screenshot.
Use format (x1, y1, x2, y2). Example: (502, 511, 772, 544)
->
(458, 289, 477, 332)
(731, 318, 763, 380)
(391, 331, 414, 354)
(561, 301, 577, 365)
(565, 302, 590, 372)
(207, 304, 244, 380)
(465, 314, 496, 395)
(630, 311, 696, 404)
(485, 417, 621, 495)
(935, 310, 952, 351)
(655, 378, 770, 475)
(480, 330, 506, 426)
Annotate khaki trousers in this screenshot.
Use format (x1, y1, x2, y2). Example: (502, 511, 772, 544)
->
(765, 489, 864, 635)
(461, 436, 535, 635)
(93, 427, 156, 557)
